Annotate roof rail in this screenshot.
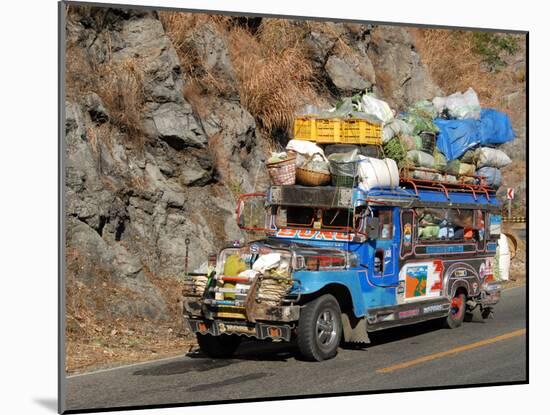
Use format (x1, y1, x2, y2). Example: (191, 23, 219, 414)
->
(399, 167, 496, 199)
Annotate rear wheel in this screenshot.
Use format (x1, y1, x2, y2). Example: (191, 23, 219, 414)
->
(444, 292, 466, 329)
(196, 333, 241, 358)
(297, 294, 342, 361)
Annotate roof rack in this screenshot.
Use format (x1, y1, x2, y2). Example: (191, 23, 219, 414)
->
(399, 166, 495, 201)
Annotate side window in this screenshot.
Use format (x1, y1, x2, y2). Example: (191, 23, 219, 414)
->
(415, 208, 477, 242)
(378, 210, 393, 240)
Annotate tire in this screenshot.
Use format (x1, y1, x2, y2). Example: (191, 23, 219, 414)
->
(297, 294, 342, 361)
(196, 333, 241, 358)
(444, 292, 467, 329)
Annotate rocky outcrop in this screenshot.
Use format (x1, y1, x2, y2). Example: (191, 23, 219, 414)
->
(367, 26, 441, 109)
(64, 8, 267, 321)
(325, 54, 375, 93)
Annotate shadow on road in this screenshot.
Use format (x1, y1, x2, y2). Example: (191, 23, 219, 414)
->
(133, 357, 237, 376)
(194, 339, 298, 362)
(135, 318, 468, 374)
(133, 340, 297, 377)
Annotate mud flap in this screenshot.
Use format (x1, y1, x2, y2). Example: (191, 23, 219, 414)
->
(341, 313, 370, 344)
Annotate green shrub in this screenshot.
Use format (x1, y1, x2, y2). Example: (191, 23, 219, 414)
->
(471, 32, 519, 71)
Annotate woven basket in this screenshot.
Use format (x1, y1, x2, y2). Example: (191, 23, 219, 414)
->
(331, 174, 356, 187)
(266, 155, 296, 185)
(296, 167, 331, 186)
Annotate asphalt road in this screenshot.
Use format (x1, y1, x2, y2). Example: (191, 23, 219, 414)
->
(65, 286, 527, 412)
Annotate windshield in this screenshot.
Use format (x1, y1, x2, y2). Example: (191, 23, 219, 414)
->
(274, 206, 358, 231)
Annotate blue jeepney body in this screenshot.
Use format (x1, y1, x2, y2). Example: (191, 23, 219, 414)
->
(266, 185, 501, 319)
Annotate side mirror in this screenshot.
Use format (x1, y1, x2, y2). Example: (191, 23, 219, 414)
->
(366, 217, 380, 239)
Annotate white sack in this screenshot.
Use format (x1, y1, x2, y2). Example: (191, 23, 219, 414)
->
(432, 87, 481, 120)
(475, 147, 512, 169)
(252, 253, 282, 273)
(496, 234, 511, 281)
(406, 150, 435, 168)
(357, 94, 394, 124)
(357, 156, 399, 191)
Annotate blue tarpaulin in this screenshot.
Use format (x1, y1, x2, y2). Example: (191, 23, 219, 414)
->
(435, 109, 515, 160)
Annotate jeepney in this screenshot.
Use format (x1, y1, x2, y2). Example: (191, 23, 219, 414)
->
(182, 177, 502, 361)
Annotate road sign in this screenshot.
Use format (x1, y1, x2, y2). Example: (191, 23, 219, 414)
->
(506, 188, 514, 200)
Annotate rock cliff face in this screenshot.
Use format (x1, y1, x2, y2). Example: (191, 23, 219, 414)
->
(64, 6, 525, 324)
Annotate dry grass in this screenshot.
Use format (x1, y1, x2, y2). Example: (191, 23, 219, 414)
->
(65, 247, 194, 374)
(228, 23, 319, 134)
(66, 45, 146, 144)
(410, 29, 524, 109)
(160, 13, 321, 135)
(159, 12, 235, 96)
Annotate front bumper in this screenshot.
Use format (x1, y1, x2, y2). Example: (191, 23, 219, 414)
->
(182, 296, 300, 322)
(187, 318, 293, 342)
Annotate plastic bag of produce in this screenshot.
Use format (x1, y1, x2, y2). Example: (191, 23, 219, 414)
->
(460, 149, 476, 164)
(419, 225, 440, 239)
(412, 170, 438, 181)
(357, 156, 399, 191)
(411, 100, 438, 119)
(303, 154, 330, 174)
(446, 160, 474, 176)
(223, 254, 247, 276)
(357, 93, 394, 124)
(475, 147, 512, 169)
(432, 87, 481, 119)
(382, 118, 413, 142)
(459, 163, 476, 176)
(328, 149, 360, 177)
(433, 150, 447, 171)
(403, 113, 439, 135)
(477, 166, 502, 189)
(406, 150, 435, 168)
(267, 151, 289, 164)
(383, 137, 407, 162)
(397, 135, 416, 151)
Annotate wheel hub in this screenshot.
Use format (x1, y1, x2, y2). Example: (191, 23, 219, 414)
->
(316, 310, 337, 347)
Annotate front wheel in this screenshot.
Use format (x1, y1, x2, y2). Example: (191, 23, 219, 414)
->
(196, 333, 241, 358)
(297, 294, 342, 361)
(444, 292, 466, 329)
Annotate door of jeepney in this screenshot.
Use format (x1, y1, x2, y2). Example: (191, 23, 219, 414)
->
(367, 207, 400, 287)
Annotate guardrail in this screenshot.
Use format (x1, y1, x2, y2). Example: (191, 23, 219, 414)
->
(502, 216, 526, 223)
